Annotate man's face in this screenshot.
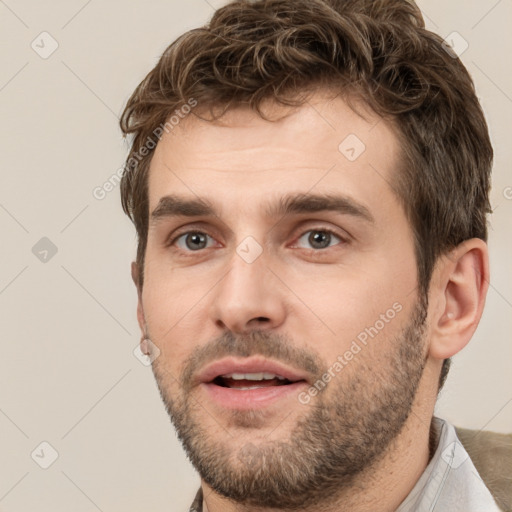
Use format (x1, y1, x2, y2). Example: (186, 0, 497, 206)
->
(138, 92, 429, 507)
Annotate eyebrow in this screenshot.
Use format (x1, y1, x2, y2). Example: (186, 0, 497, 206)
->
(150, 193, 374, 225)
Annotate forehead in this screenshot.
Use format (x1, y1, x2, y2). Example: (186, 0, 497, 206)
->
(147, 92, 401, 215)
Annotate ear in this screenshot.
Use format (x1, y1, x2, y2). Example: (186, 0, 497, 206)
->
(131, 261, 146, 335)
(428, 239, 489, 360)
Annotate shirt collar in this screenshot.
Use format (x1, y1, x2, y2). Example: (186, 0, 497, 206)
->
(396, 417, 502, 512)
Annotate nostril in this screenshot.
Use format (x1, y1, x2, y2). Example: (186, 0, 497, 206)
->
(214, 316, 272, 332)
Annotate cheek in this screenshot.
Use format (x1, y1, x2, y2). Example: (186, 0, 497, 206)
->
(142, 265, 210, 370)
(143, 248, 208, 318)
(287, 253, 417, 360)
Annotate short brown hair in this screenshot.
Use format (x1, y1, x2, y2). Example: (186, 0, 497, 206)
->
(120, 0, 493, 388)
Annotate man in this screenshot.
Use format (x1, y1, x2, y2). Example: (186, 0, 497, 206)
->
(119, 0, 507, 510)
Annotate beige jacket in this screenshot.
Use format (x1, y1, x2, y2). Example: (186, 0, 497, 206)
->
(456, 427, 512, 512)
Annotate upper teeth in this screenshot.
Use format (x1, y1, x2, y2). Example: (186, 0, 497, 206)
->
(221, 373, 286, 381)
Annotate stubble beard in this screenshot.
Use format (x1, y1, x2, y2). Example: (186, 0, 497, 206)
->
(151, 297, 428, 509)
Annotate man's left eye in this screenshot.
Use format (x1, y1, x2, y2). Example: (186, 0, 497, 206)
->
(295, 229, 343, 250)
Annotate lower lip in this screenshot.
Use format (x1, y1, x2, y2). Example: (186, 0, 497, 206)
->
(201, 381, 308, 410)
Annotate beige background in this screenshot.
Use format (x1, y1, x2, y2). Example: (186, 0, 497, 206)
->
(0, 0, 511, 510)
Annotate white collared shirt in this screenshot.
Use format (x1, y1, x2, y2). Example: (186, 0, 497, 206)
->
(397, 417, 502, 511)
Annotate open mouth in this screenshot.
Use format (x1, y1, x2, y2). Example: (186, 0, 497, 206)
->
(198, 357, 310, 409)
(212, 372, 297, 390)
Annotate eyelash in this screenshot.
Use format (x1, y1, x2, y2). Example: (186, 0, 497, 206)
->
(166, 227, 348, 254)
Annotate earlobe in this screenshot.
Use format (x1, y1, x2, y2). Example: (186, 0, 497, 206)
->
(140, 337, 149, 356)
(429, 239, 489, 360)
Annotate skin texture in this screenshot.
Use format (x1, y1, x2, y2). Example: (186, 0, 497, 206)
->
(132, 92, 489, 512)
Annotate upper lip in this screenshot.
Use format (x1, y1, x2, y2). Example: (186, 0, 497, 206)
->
(196, 356, 310, 385)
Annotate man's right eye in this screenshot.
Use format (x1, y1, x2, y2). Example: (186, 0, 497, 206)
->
(172, 231, 216, 251)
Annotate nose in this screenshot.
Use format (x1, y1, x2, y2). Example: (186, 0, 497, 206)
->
(210, 248, 287, 334)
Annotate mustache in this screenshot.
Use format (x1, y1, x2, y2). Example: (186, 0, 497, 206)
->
(179, 330, 323, 391)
